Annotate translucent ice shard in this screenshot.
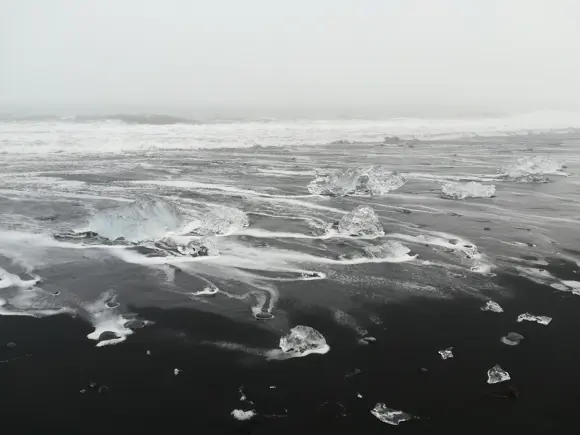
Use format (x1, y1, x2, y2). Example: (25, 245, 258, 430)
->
(194, 206, 249, 236)
(279, 325, 330, 356)
(438, 347, 454, 360)
(499, 156, 565, 183)
(89, 198, 185, 242)
(363, 241, 411, 259)
(501, 332, 524, 346)
(156, 237, 218, 257)
(231, 409, 256, 421)
(487, 365, 511, 384)
(370, 403, 413, 426)
(308, 166, 405, 197)
(441, 181, 496, 199)
(338, 205, 384, 237)
(191, 285, 219, 296)
(517, 313, 552, 325)
(481, 300, 503, 313)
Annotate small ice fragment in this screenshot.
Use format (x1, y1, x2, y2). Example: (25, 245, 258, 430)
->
(269, 385, 276, 389)
(501, 332, 524, 346)
(370, 403, 413, 425)
(517, 313, 552, 325)
(487, 365, 511, 384)
(80, 389, 86, 394)
(174, 368, 181, 376)
(89, 382, 97, 388)
(279, 325, 329, 356)
(441, 181, 496, 200)
(438, 347, 454, 360)
(338, 205, 384, 237)
(358, 336, 377, 345)
(231, 409, 256, 421)
(191, 286, 219, 296)
(239, 387, 247, 402)
(345, 368, 361, 378)
(146, 350, 151, 355)
(481, 300, 503, 313)
(357, 393, 363, 399)
(6, 342, 16, 349)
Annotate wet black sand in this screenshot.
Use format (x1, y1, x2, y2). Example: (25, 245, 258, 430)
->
(2, 260, 580, 434)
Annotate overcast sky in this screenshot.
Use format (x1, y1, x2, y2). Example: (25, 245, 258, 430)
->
(1, 0, 579, 116)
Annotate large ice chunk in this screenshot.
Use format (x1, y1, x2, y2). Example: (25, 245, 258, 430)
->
(89, 198, 185, 242)
(370, 403, 413, 425)
(441, 181, 496, 199)
(481, 300, 503, 313)
(193, 206, 249, 236)
(308, 166, 405, 197)
(517, 312, 552, 325)
(499, 156, 565, 183)
(487, 365, 511, 384)
(338, 205, 384, 237)
(279, 325, 329, 356)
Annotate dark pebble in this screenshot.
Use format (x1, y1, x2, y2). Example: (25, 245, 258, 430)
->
(483, 227, 491, 231)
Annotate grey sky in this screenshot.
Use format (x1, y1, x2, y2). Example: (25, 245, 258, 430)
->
(2, 0, 579, 116)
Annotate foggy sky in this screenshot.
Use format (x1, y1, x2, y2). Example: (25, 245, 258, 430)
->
(2, 0, 580, 116)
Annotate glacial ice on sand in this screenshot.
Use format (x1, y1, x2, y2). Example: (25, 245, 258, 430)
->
(517, 313, 552, 325)
(193, 206, 249, 236)
(487, 365, 511, 384)
(481, 300, 503, 313)
(499, 156, 565, 182)
(89, 198, 185, 242)
(307, 166, 405, 197)
(279, 325, 330, 356)
(370, 403, 413, 425)
(338, 205, 384, 237)
(441, 181, 496, 199)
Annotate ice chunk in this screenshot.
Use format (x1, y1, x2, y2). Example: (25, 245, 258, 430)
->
(308, 166, 406, 197)
(499, 156, 565, 182)
(89, 198, 185, 242)
(370, 403, 413, 426)
(174, 368, 181, 376)
(441, 181, 496, 199)
(156, 237, 218, 257)
(338, 206, 384, 237)
(501, 332, 524, 346)
(363, 241, 411, 259)
(487, 365, 511, 384)
(481, 300, 503, 313)
(279, 325, 330, 356)
(194, 206, 249, 236)
(438, 347, 454, 360)
(191, 285, 219, 296)
(231, 409, 256, 421)
(85, 291, 140, 347)
(517, 313, 552, 325)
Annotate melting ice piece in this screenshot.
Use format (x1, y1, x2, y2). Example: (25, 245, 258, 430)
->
(560, 280, 580, 295)
(501, 332, 524, 346)
(499, 156, 565, 183)
(481, 300, 503, 313)
(85, 291, 137, 347)
(438, 347, 454, 360)
(279, 325, 330, 356)
(307, 166, 406, 197)
(191, 286, 219, 296)
(517, 313, 552, 325)
(194, 206, 249, 236)
(156, 237, 218, 257)
(231, 409, 256, 421)
(363, 241, 411, 259)
(338, 206, 384, 237)
(487, 365, 511, 384)
(174, 368, 181, 376)
(441, 181, 496, 199)
(370, 403, 413, 426)
(89, 198, 185, 242)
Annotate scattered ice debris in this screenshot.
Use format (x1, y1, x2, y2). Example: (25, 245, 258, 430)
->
(88, 198, 185, 242)
(300, 271, 325, 280)
(370, 403, 413, 426)
(308, 166, 406, 197)
(501, 332, 524, 346)
(441, 181, 496, 199)
(334, 309, 368, 336)
(481, 300, 503, 313)
(358, 336, 377, 345)
(438, 347, 454, 360)
(191, 285, 219, 296)
(231, 409, 256, 421)
(174, 368, 181, 376)
(279, 325, 330, 357)
(499, 156, 565, 183)
(357, 393, 363, 399)
(487, 365, 511, 384)
(338, 205, 384, 237)
(517, 313, 552, 325)
(194, 206, 249, 236)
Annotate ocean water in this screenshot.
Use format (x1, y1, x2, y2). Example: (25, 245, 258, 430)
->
(1, 113, 580, 433)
